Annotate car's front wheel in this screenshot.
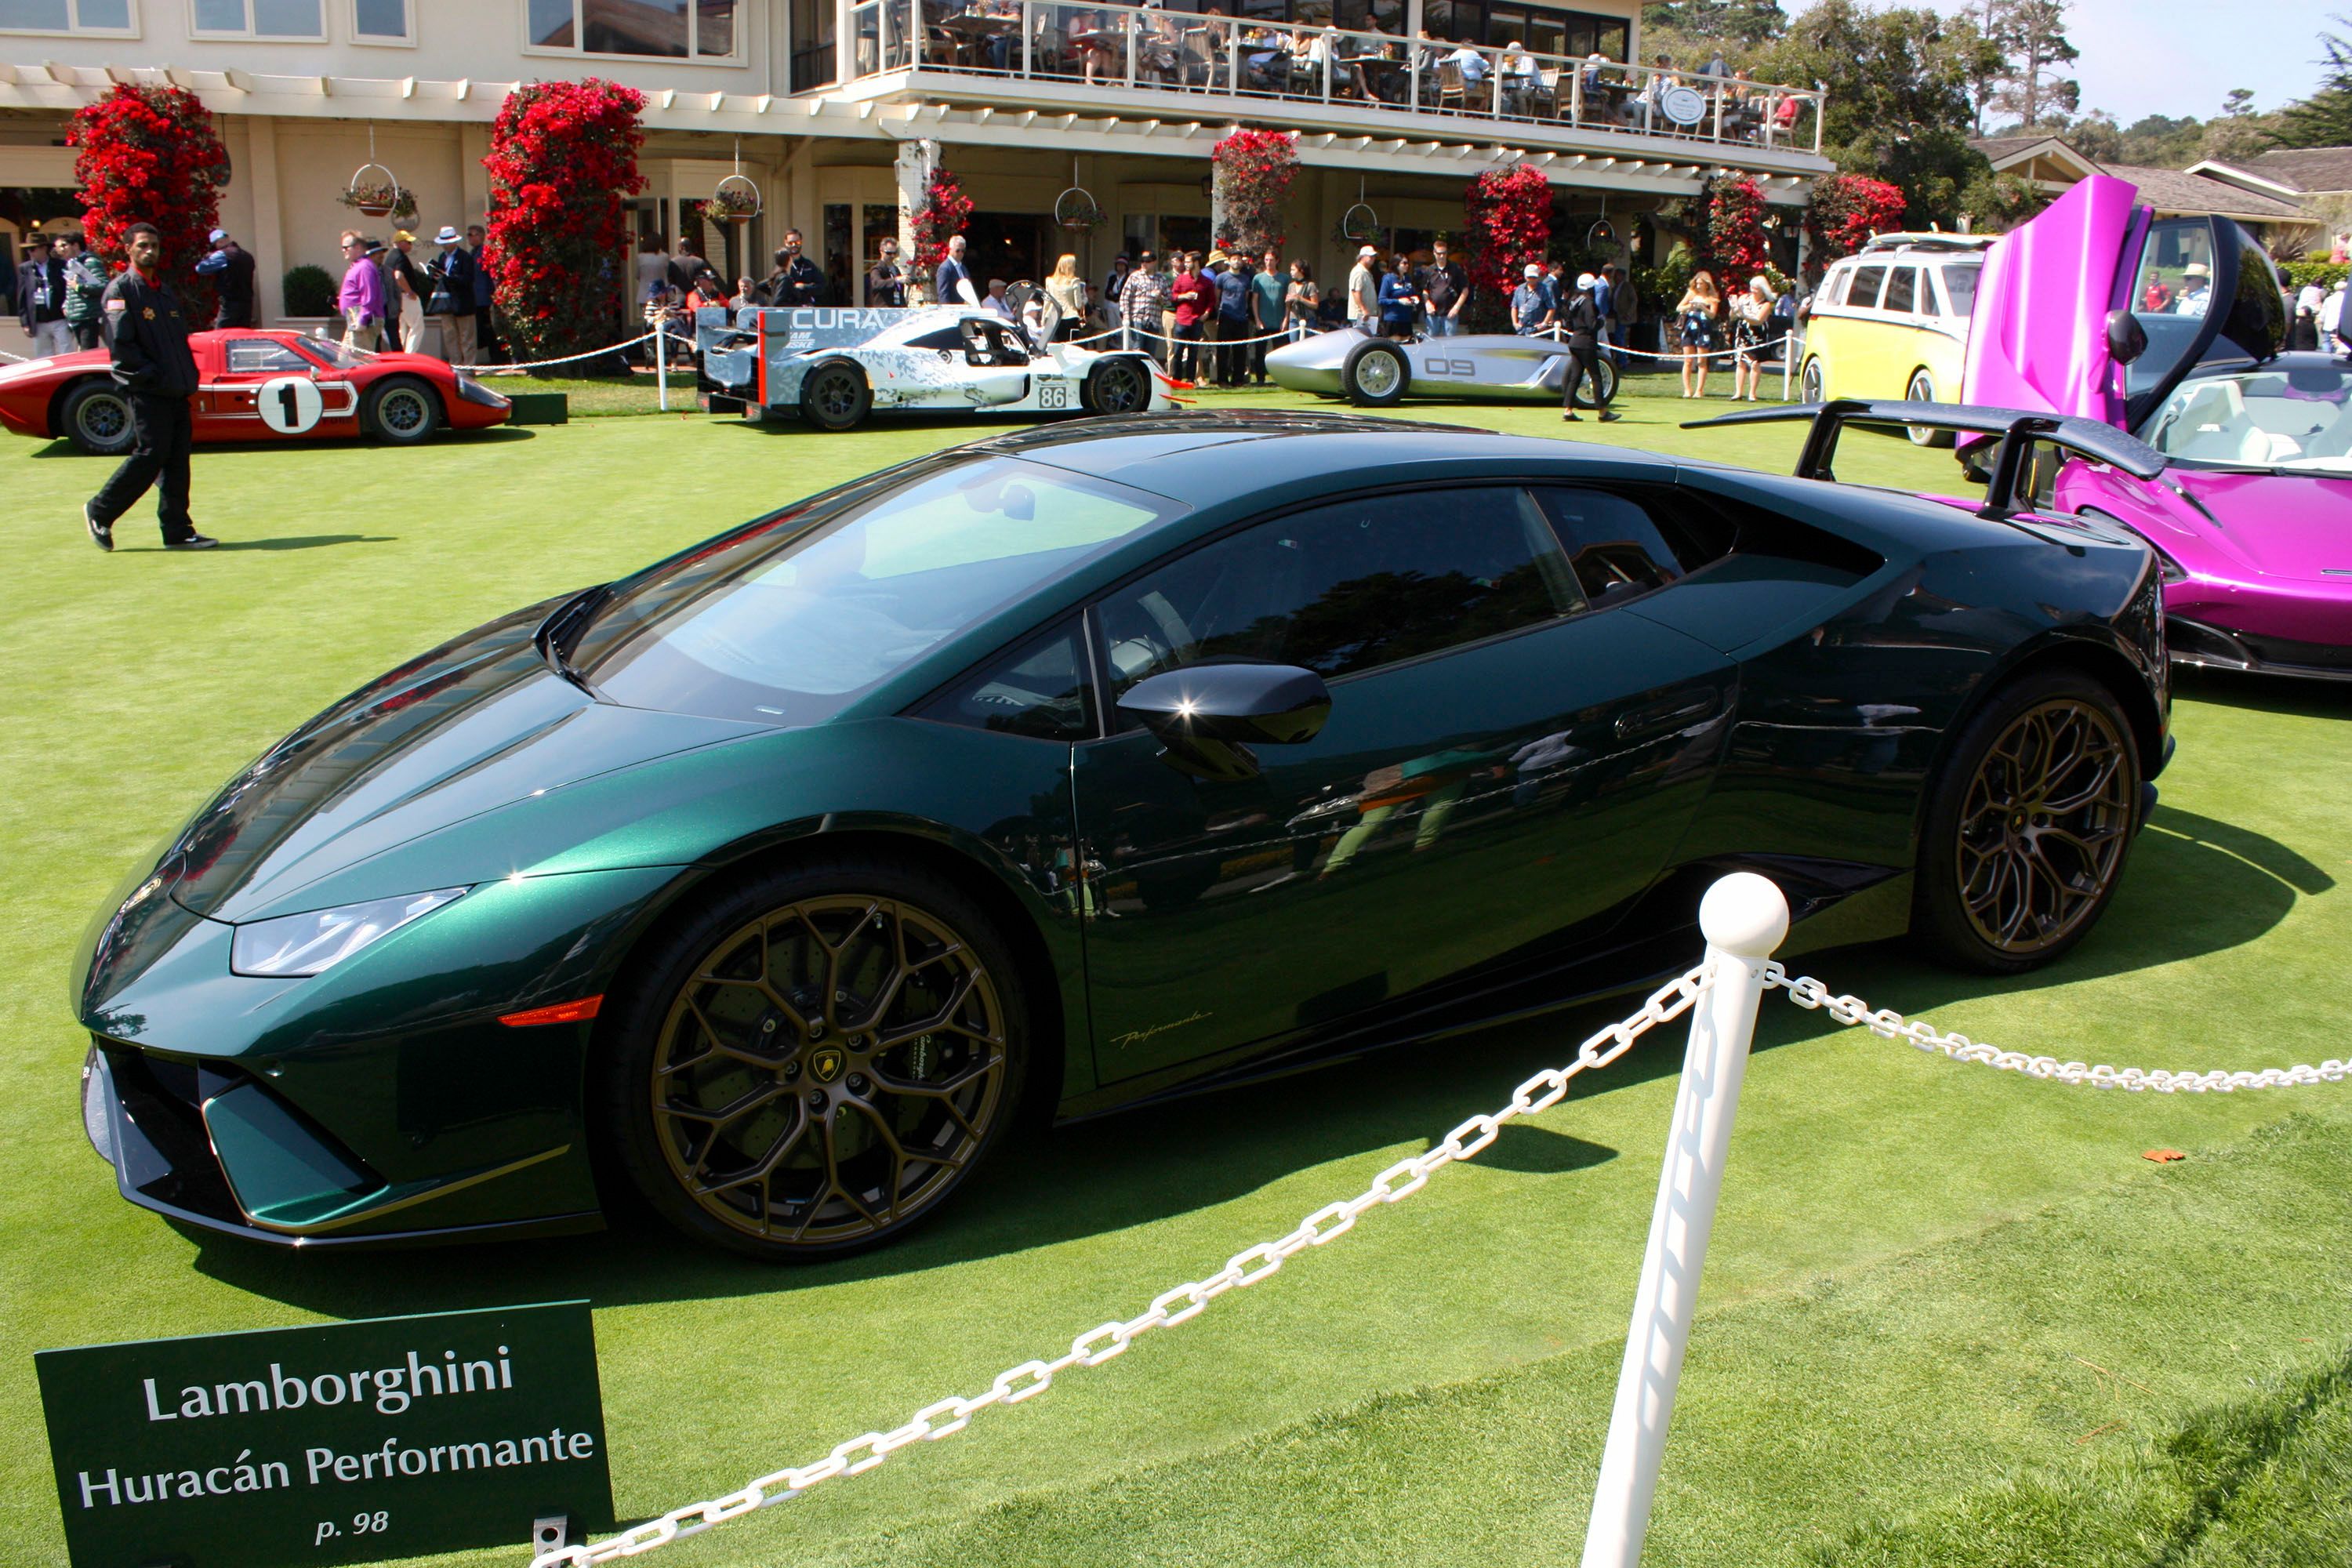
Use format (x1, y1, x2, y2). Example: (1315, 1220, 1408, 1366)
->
(1905, 369, 1952, 446)
(1341, 338, 1410, 406)
(602, 856, 1029, 1259)
(60, 379, 134, 456)
(1567, 355, 1619, 409)
(1799, 355, 1825, 405)
(363, 376, 443, 443)
(1913, 669, 2141, 974)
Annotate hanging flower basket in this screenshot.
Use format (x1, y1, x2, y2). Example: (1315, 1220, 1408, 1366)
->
(341, 162, 408, 220)
(709, 172, 762, 224)
(1338, 202, 1381, 244)
(1053, 186, 1104, 233)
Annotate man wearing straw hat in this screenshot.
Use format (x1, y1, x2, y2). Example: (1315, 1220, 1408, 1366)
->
(426, 225, 476, 365)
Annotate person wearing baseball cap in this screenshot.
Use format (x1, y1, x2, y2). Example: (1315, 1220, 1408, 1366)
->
(193, 225, 256, 329)
(1512, 262, 1552, 336)
(1559, 270, 1619, 423)
(1348, 244, 1381, 333)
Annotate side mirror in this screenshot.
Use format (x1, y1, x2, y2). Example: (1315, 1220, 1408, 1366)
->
(2103, 307, 2147, 366)
(1116, 663, 1332, 780)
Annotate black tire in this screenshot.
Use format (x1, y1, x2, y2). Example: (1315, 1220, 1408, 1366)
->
(1341, 338, 1410, 406)
(60, 379, 134, 457)
(362, 376, 443, 444)
(1912, 668, 2142, 974)
(1082, 355, 1151, 416)
(1568, 355, 1620, 409)
(600, 855, 1031, 1260)
(800, 360, 870, 432)
(1799, 355, 1825, 405)
(1905, 368, 1952, 446)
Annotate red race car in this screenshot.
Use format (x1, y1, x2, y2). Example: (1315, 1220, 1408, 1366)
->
(0, 328, 510, 455)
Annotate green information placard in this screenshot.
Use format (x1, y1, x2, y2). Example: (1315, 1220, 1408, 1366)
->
(35, 1300, 614, 1568)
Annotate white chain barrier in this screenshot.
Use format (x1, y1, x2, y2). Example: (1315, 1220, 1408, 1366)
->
(1765, 964, 2350, 1091)
(528, 910, 2347, 1567)
(527, 964, 1712, 1566)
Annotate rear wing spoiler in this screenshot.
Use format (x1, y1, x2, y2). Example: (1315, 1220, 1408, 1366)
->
(1683, 399, 2169, 520)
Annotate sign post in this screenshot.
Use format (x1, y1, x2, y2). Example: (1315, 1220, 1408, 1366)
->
(36, 1301, 613, 1568)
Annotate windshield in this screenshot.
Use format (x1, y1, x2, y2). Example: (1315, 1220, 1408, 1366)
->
(569, 457, 1174, 724)
(294, 336, 376, 371)
(2139, 365, 2352, 473)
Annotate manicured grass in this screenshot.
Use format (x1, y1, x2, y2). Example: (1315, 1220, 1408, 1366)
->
(2, 394, 2348, 1568)
(464, 372, 684, 417)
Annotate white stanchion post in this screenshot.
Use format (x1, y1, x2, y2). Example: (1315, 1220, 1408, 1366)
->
(1579, 872, 1789, 1568)
(655, 316, 670, 412)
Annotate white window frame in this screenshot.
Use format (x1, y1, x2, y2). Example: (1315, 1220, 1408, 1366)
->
(347, 0, 415, 45)
(0, 0, 140, 39)
(521, 0, 748, 64)
(189, 0, 328, 41)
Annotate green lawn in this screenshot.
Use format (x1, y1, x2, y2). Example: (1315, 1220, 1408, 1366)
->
(4, 387, 2349, 1568)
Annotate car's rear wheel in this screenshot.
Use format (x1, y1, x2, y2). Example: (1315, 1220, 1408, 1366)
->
(1342, 338, 1409, 406)
(1913, 670, 2140, 974)
(60, 379, 134, 457)
(1905, 369, 1952, 446)
(1083, 356, 1151, 416)
(1799, 356, 1825, 404)
(603, 857, 1029, 1259)
(1567, 355, 1619, 409)
(800, 361, 870, 431)
(363, 376, 442, 443)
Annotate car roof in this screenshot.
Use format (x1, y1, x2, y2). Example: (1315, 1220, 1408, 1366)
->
(961, 412, 1675, 502)
(1856, 234, 1997, 257)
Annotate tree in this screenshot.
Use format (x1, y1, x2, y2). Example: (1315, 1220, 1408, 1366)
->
(2274, 17, 2352, 147)
(2200, 86, 2284, 162)
(1809, 172, 1908, 258)
(67, 85, 230, 308)
(1210, 129, 1298, 257)
(1759, 0, 1998, 227)
(1462, 164, 1551, 331)
(1982, 0, 2079, 131)
(481, 78, 647, 364)
(2059, 107, 2122, 163)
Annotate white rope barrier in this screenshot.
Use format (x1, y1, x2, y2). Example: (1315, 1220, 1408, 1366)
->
(454, 330, 662, 375)
(1063, 320, 1798, 364)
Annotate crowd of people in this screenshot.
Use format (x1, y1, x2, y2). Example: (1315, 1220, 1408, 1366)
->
(333, 223, 499, 365)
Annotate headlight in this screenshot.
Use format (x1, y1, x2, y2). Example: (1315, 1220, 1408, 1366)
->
(454, 374, 508, 408)
(230, 888, 466, 978)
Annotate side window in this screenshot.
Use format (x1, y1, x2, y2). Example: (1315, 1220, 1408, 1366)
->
(1095, 486, 1584, 703)
(1939, 262, 1980, 319)
(1882, 267, 1917, 315)
(226, 339, 310, 374)
(1847, 265, 1887, 310)
(1532, 487, 1734, 608)
(914, 618, 1097, 742)
(1822, 267, 1851, 307)
(905, 326, 964, 351)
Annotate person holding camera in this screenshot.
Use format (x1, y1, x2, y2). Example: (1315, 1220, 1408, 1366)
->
(426, 226, 476, 365)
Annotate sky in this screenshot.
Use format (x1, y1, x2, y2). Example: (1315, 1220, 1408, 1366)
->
(1785, 0, 2339, 129)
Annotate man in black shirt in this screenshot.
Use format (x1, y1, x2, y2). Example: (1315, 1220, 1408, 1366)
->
(866, 237, 906, 307)
(1418, 238, 1466, 336)
(85, 223, 214, 551)
(760, 230, 827, 307)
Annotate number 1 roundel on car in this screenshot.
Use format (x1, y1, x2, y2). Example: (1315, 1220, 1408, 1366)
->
(257, 375, 324, 434)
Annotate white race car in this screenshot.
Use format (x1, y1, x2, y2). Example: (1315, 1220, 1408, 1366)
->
(696, 298, 1179, 431)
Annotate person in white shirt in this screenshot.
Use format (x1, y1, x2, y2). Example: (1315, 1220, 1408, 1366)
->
(2321, 280, 2346, 342)
(2174, 261, 2212, 318)
(1346, 245, 1380, 332)
(982, 278, 1017, 321)
(1445, 41, 1489, 82)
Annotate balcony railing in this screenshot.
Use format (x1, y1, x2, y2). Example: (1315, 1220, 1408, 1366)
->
(845, 0, 1825, 156)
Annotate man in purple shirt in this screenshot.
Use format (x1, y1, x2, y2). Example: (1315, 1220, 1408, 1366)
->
(336, 229, 386, 350)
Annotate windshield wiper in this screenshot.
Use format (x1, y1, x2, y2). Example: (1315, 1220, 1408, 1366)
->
(535, 583, 612, 699)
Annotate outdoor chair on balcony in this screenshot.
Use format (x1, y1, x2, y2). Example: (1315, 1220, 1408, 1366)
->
(1434, 60, 1468, 112)
(1179, 28, 1215, 88)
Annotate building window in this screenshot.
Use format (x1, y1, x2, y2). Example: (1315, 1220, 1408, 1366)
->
(0, 0, 135, 34)
(787, 0, 835, 89)
(191, 0, 325, 37)
(351, 0, 411, 42)
(528, 0, 740, 59)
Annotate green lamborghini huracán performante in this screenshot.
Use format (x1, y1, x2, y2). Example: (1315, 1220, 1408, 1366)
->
(77, 412, 2170, 1259)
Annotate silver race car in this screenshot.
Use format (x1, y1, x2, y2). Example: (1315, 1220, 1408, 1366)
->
(696, 297, 1178, 431)
(1265, 328, 1619, 408)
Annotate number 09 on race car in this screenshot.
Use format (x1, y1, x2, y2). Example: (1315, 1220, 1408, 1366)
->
(695, 303, 1181, 432)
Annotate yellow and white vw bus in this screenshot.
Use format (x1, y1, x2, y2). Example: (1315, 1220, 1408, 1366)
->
(1798, 234, 1995, 444)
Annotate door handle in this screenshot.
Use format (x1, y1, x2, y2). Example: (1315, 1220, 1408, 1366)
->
(1614, 688, 1719, 741)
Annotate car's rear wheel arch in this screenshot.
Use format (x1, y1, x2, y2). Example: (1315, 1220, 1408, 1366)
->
(1916, 634, 2163, 855)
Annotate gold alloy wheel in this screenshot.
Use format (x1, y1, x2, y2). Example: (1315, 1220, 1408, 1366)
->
(650, 895, 1008, 1247)
(1954, 697, 2132, 956)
